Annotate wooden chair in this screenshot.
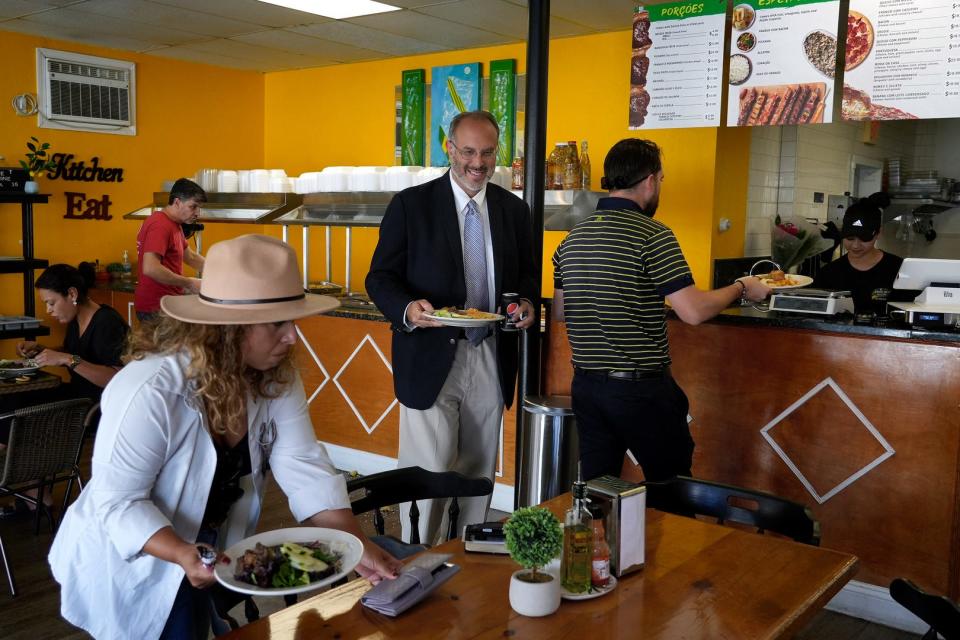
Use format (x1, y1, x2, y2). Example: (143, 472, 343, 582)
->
(347, 466, 495, 547)
(890, 578, 960, 640)
(0, 398, 91, 596)
(644, 475, 821, 546)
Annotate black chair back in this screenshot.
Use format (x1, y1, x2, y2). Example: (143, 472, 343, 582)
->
(644, 475, 821, 546)
(347, 466, 493, 545)
(890, 578, 960, 640)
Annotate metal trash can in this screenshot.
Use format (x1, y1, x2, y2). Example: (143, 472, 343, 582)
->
(516, 395, 579, 508)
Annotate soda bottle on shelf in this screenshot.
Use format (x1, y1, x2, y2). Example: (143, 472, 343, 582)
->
(563, 140, 580, 190)
(511, 152, 524, 191)
(580, 140, 592, 191)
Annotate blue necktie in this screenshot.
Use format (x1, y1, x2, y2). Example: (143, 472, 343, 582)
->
(463, 199, 489, 345)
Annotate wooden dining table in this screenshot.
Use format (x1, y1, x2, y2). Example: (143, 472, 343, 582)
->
(223, 494, 858, 639)
(0, 370, 60, 397)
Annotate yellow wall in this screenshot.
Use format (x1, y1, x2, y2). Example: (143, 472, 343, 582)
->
(0, 31, 265, 354)
(264, 30, 732, 295)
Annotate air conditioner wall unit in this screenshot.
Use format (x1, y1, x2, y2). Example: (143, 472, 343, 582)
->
(37, 48, 137, 136)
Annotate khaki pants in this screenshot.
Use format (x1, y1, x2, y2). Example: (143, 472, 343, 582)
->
(398, 337, 503, 546)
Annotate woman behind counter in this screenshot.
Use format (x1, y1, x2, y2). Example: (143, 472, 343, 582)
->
(814, 192, 906, 314)
(48, 234, 401, 640)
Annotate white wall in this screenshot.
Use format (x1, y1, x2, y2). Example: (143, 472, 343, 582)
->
(745, 119, 921, 256)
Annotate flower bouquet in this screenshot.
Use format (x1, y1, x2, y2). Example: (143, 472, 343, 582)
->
(770, 215, 833, 271)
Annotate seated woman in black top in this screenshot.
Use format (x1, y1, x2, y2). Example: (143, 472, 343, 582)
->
(3, 262, 129, 441)
(814, 193, 911, 314)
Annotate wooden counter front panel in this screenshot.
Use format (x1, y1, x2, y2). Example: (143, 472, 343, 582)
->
(543, 317, 960, 597)
(670, 322, 960, 596)
(295, 315, 517, 487)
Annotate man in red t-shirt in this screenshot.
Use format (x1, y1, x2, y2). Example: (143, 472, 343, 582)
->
(134, 178, 206, 321)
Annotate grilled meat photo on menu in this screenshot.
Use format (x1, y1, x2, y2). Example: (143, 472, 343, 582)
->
(737, 83, 828, 126)
(631, 51, 650, 86)
(633, 11, 652, 49)
(630, 86, 650, 127)
(841, 85, 917, 121)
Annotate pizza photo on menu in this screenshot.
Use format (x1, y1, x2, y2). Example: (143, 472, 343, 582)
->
(737, 83, 828, 126)
(845, 10, 873, 71)
(841, 84, 918, 121)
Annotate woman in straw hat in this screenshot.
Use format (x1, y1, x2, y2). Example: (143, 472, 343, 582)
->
(49, 234, 402, 640)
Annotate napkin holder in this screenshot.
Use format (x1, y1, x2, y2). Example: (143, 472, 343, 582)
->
(462, 521, 508, 554)
(361, 552, 460, 617)
(586, 475, 645, 577)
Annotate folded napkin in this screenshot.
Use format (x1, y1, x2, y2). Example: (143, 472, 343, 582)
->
(361, 552, 460, 617)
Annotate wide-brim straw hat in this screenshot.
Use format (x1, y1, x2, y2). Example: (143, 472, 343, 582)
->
(161, 234, 339, 325)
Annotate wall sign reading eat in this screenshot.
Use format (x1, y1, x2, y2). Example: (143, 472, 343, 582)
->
(64, 192, 113, 220)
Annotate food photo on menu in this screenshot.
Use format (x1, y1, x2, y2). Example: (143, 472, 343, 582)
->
(726, 0, 841, 127)
(841, 3, 921, 121)
(630, 9, 652, 128)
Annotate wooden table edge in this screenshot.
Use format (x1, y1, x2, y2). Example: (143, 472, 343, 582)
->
(774, 554, 860, 639)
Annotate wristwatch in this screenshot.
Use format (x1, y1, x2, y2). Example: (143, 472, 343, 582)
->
(67, 354, 81, 371)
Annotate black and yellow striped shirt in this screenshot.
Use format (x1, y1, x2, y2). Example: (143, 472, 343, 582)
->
(552, 197, 694, 370)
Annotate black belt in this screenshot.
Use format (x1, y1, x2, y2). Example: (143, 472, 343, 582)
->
(574, 366, 670, 380)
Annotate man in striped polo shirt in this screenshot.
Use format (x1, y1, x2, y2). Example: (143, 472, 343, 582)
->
(552, 139, 769, 483)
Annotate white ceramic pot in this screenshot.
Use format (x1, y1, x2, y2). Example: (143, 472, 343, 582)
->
(508, 569, 561, 617)
(23, 180, 39, 194)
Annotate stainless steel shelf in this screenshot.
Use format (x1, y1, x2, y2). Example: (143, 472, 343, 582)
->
(123, 192, 303, 224)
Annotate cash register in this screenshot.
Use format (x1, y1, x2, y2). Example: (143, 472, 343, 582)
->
(889, 258, 960, 329)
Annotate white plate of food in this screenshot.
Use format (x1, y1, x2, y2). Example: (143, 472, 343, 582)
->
(423, 308, 504, 328)
(756, 273, 814, 290)
(561, 575, 618, 601)
(0, 359, 40, 378)
(216, 527, 363, 597)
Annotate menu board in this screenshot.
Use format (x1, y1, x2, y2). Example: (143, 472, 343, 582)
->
(629, 1, 725, 130)
(842, 0, 953, 121)
(726, 0, 841, 127)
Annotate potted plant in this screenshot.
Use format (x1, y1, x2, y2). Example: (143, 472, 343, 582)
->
(504, 506, 564, 617)
(19, 136, 56, 194)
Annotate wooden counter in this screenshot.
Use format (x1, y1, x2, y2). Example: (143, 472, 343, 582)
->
(295, 312, 520, 493)
(543, 314, 960, 599)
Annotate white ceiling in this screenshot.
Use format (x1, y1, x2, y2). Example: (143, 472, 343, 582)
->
(0, 0, 634, 72)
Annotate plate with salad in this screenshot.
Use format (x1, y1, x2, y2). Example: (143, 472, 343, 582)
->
(216, 527, 363, 596)
(0, 359, 40, 378)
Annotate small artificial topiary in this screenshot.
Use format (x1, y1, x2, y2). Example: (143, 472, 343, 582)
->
(504, 506, 563, 584)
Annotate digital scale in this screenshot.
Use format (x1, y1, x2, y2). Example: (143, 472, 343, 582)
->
(768, 289, 855, 316)
(888, 258, 960, 330)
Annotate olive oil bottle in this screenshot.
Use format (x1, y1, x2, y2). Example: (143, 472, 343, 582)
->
(561, 465, 592, 593)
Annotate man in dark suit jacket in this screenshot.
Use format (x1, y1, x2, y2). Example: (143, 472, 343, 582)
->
(367, 111, 536, 544)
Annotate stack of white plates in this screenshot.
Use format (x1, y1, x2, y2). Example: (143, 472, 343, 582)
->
(295, 172, 322, 193)
(237, 170, 251, 192)
(492, 166, 512, 190)
(249, 170, 270, 193)
(415, 167, 446, 185)
(318, 167, 352, 192)
(349, 167, 387, 192)
(217, 170, 238, 193)
(383, 166, 423, 191)
(194, 168, 219, 192)
(269, 177, 294, 193)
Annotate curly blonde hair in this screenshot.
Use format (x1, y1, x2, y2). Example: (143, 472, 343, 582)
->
(126, 316, 296, 437)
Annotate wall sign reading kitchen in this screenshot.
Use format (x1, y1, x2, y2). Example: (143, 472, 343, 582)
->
(42, 153, 122, 221)
(630, 0, 726, 130)
(842, 0, 954, 121)
(726, 0, 841, 127)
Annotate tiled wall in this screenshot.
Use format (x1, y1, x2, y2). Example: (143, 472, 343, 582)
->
(744, 119, 921, 257)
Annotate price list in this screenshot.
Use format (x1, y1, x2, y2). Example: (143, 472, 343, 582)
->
(845, 0, 960, 120)
(630, 0, 725, 130)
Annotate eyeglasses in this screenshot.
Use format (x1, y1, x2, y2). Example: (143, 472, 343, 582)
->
(449, 141, 496, 161)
